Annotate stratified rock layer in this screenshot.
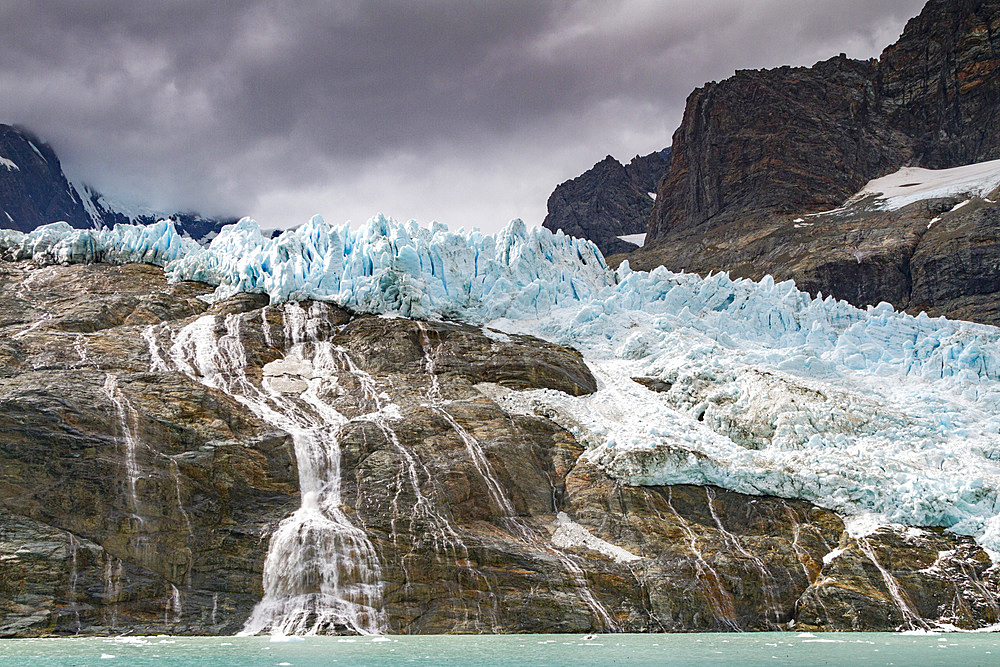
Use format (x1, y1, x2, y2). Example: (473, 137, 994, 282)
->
(1, 260, 997, 635)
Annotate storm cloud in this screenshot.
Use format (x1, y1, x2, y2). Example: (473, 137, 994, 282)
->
(0, 0, 927, 232)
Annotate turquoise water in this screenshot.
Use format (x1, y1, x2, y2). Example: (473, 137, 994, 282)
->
(0, 632, 998, 666)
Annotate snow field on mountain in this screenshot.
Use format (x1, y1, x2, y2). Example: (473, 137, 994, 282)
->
(5, 214, 1000, 551)
(851, 158, 1000, 210)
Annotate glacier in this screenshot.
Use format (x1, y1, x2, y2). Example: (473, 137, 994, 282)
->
(5, 214, 1000, 553)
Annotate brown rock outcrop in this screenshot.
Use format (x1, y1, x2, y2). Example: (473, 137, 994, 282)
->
(1, 260, 997, 635)
(631, 0, 1000, 324)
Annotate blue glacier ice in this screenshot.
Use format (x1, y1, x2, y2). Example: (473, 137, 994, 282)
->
(6, 215, 1000, 552)
(0, 220, 196, 266)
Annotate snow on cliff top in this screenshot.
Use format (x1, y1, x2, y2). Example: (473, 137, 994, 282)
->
(851, 158, 1000, 210)
(5, 214, 1000, 552)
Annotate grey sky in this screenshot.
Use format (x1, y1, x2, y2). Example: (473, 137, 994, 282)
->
(0, 0, 927, 233)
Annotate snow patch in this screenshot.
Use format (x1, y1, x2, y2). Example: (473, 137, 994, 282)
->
(71, 182, 105, 228)
(851, 159, 1000, 211)
(551, 512, 642, 563)
(0, 155, 18, 171)
(481, 327, 511, 343)
(845, 514, 886, 538)
(823, 547, 848, 565)
(27, 141, 44, 160)
(617, 233, 647, 247)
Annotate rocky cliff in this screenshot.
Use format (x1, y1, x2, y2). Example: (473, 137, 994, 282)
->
(2, 258, 997, 636)
(543, 150, 670, 256)
(630, 0, 1000, 323)
(0, 124, 238, 242)
(0, 125, 95, 232)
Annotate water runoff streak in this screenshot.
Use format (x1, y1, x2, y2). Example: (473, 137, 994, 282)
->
(153, 303, 386, 636)
(416, 322, 619, 632)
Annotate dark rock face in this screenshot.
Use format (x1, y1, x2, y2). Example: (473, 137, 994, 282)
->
(0, 125, 94, 232)
(649, 0, 1000, 240)
(543, 150, 670, 256)
(0, 124, 239, 242)
(878, 0, 1000, 169)
(1, 260, 997, 635)
(626, 190, 1000, 324)
(635, 0, 1000, 323)
(647, 57, 894, 239)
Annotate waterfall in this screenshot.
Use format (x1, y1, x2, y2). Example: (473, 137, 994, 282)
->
(665, 488, 741, 631)
(67, 533, 81, 633)
(856, 537, 929, 631)
(705, 488, 782, 626)
(415, 322, 619, 632)
(101, 374, 143, 521)
(159, 304, 386, 636)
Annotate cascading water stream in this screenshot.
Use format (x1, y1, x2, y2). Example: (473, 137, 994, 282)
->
(154, 303, 386, 636)
(705, 488, 782, 625)
(101, 374, 145, 538)
(856, 537, 929, 631)
(665, 488, 741, 631)
(415, 322, 619, 632)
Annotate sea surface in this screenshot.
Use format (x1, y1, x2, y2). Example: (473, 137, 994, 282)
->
(0, 632, 998, 666)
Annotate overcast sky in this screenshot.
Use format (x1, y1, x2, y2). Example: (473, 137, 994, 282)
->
(0, 0, 927, 233)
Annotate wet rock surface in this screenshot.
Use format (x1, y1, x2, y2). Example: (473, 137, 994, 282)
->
(1, 260, 997, 635)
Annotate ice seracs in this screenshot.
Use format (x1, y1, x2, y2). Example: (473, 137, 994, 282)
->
(8, 213, 1000, 554)
(0, 219, 196, 266)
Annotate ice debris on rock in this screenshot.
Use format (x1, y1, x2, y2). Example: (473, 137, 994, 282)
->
(7, 214, 1000, 552)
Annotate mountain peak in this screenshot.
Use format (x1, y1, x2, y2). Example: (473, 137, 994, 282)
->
(0, 123, 240, 242)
